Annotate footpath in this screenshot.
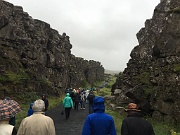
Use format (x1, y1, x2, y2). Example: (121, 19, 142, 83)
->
(46, 103, 89, 135)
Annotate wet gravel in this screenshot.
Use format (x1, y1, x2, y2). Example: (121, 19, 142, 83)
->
(46, 103, 89, 135)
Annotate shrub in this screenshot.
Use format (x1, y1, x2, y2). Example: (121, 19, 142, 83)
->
(167, 7, 180, 13)
(172, 64, 180, 72)
(0, 70, 29, 84)
(80, 80, 89, 87)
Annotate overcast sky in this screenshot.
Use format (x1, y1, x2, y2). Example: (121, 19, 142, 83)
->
(7, 0, 160, 71)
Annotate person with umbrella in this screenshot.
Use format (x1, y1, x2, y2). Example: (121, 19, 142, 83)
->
(0, 98, 22, 135)
(4, 97, 16, 126)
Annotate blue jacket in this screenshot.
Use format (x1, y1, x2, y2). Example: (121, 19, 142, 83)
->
(82, 96, 116, 135)
(27, 102, 34, 116)
(63, 93, 74, 108)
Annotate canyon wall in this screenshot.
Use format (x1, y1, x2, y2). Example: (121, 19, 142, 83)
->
(112, 0, 180, 125)
(0, 1, 104, 96)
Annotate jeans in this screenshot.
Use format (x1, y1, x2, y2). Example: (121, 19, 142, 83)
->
(80, 100, 85, 108)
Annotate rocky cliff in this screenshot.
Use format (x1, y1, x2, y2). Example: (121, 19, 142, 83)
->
(0, 0, 104, 96)
(112, 0, 180, 125)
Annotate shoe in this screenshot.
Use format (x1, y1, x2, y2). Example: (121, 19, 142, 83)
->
(83, 108, 85, 109)
(81, 108, 83, 109)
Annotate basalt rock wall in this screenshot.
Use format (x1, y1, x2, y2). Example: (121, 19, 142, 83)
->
(112, 0, 180, 125)
(0, 1, 104, 96)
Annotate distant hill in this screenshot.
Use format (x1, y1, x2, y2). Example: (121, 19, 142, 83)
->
(104, 69, 121, 75)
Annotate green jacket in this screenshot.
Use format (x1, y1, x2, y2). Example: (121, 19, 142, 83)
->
(63, 93, 74, 108)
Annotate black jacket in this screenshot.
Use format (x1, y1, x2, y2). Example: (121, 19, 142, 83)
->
(121, 112, 155, 135)
(42, 94, 49, 111)
(87, 93, 95, 104)
(74, 93, 80, 102)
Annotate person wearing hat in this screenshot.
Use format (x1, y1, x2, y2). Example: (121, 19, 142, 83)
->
(17, 99, 55, 135)
(121, 103, 155, 135)
(82, 96, 116, 135)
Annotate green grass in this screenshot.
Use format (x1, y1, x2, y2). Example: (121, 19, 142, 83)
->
(105, 109, 124, 134)
(149, 119, 180, 135)
(97, 87, 111, 96)
(48, 95, 64, 110)
(96, 75, 116, 96)
(0, 70, 29, 84)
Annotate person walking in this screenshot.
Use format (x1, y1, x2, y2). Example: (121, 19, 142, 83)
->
(42, 94, 49, 112)
(17, 99, 55, 135)
(63, 93, 74, 120)
(27, 102, 34, 116)
(82, 96, 116, 135)
(87, 90, 95, 114)
(121, 103, 155, 135)
(0, 118, 17, 135)
(74, 90, 80, 110)
(0, 98, 21, 135)
(4, 97, 16, 126)
(80, 91, 86, 109)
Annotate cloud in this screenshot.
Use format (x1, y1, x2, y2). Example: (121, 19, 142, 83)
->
(6, 0, 160, 71)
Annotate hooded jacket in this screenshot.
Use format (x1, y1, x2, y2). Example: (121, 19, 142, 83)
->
(82, 96, 116, 135)
(42, 94, 49, 111)
(27, 102, 34, 116)
(63, 93, 74, 108)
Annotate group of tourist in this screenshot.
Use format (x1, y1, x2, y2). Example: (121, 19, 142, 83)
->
(62, 88, 95, 120)
(63, 87, 155, 135)
(0, 88, 155, 135)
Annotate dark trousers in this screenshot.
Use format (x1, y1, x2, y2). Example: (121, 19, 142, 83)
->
(65, 107, 71, 120)
(9, 116, 15, 126)
(74, 101, 79, 110)
(89, 103, 93, 114)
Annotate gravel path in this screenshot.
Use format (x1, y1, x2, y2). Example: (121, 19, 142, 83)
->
(46, 103, 89, 135)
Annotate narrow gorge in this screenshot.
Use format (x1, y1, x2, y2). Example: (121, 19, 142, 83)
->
(0, 0, 104, 96)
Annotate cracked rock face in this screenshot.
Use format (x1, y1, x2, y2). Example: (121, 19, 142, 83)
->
(0, 1, 104, 95)
(112, 0, 180, 125)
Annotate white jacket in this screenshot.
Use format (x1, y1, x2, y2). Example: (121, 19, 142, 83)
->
(0, 121, 14, 135)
